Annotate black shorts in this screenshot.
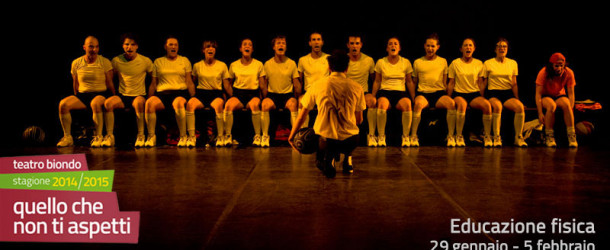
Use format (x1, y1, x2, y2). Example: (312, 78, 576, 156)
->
(76, 91, 111, 110)
(453, 92, 481, 104)
(232, 88, 260, 106)
(266, 92, 294, 109)
(119, 94, 144, 108)
(156, 90, 190, 109)
(195, 89, 224, 107)
(486, 89, 515, 103)
(542, 94, 568, 101)
(377, 90, 408, 107)
(417, 90, 447, 107)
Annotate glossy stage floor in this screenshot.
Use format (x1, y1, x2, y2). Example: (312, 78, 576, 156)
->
(2, 145, 610, 249)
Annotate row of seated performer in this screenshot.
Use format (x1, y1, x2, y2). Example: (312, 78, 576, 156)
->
(56, 33, 578, 149)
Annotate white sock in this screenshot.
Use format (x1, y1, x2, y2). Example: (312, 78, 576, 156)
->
(92, 112, 103, 136)
(216, 112, 224, 136)
(186, 111, 195, 136)
(59, 113, 72, 137)
(492, 113, 501, 137)
(104, 111, 114, 136)
(566, 126, 575, 136)
(261, 111, 270, 136)
(377, 109, 387, 136)
(402, 111, 412, 137)
(252, 111, 261, 135)
(136, 112, 145, 136)
(175, 108, 186, 137)
(411, 112, 422, 137)
(290, 111, 298, 127)
(224, 111, 233, 135)
(456, 111, 466, 136)
(367, 108, 377, 135)
(446, 109, 456, 136)
(514, 112, 524, 137)
(482, 114, 492, 137)
(145, 112, 156, 136)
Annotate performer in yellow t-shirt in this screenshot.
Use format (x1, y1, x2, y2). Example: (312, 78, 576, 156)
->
(411, 34, 456, 147)
(57, 36, 115, 147)
(105, 33, 153, 147)
(346, 34, 376, 146)
(447, 38, 492, 147)
(480, 38, 527, 147)
(225, 38, 266, 146)
(261, 35, 300, 147)
(371, 37, 414, 147)
(144, 36, 195, 147)
(297, 32, 329, 128)
(185, 40, 230, 147)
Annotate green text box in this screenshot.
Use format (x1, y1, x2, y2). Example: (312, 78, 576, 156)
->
(0, 170, 114, 192)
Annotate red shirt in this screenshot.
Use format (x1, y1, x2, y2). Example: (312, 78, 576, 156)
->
(535, 67, 575, 96)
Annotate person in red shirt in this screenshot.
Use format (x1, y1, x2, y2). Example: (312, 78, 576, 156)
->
(535, 52, 577, 147)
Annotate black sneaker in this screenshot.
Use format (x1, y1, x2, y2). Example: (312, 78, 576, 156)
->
(342, 156, 354, 174)
(324, 159, 336, 178)
(315, 160, 324, 172)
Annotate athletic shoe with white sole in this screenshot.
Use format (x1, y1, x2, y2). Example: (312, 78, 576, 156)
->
(145, 135, 156, 147)
(455, 135, 466, 147)
(101, 134, 115, 147)
(57, 135, 74, 147)
(367, 134, 378, 147)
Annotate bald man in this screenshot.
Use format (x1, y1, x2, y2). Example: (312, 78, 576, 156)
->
(57, 36, 115, 147)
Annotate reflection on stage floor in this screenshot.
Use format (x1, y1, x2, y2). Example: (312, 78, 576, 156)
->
(1, 145, 609, 249)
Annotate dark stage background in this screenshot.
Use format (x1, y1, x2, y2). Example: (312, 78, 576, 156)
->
(1, 1, 606, 147)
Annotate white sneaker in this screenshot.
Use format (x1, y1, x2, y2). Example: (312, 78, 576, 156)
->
(101, 134, 115, 147)
(377, 135, 386, 147)
(514, 135, 528, 147)
(568, 134, 578, 148)
(145, 134, 156, 147)
(90, 135, 103, 147)
(252, 134, 261, 146)
(57, 135, 74, 147)
(261, 135, 270, 147)
(483, 135, 493, 147)
(367, 134, 378, 147)
(493, 135, 502, 147)
(545, 134, 557, 147)
(177, 136, 188, 147)
(446, 135, 456, 147)
(186, 136, 196, 147)
(224, 134, 233, 146)
(455, 135, 466, 147)
(135, 134, 145, 147)
(410, 135, 419, 147)
(401, 135, 410, 147)
(216, 135, 225, 147)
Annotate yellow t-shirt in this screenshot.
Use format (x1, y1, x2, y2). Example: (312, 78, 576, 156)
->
(112, 53, 153, 96)
(412, 56, 448, 93)
(229, 59, 266, 90)
(152, 56, 192, 92)
(374, 56, 413, 91)
(482, 58, 518, 90)
(301, 72, 366, 140)
(71, 55, 113, 93)
(298, 53, 329, 92)
(346, 53, 375, 92)
(264, 57, 299, 94)
(448, 58, 483, 94)
(192, 60, 229, 90)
